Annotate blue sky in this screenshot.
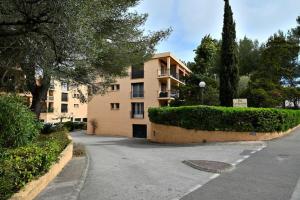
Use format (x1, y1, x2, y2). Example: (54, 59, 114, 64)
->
(134, 0, 300, 62)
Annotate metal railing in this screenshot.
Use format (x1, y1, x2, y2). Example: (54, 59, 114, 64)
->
(158, 90, 179, 98)
(158, 69, 185, 83)
(130, 111, 144, 119)
(48, 96, 54, 101)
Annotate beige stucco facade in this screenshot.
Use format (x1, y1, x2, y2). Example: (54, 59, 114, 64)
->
(39, 80, 88, 123)
(87, 52, 191, 138)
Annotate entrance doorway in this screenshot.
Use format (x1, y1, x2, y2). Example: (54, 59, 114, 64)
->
(132, 124, 147, 138)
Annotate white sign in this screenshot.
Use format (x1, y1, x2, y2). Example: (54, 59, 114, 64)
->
(233, 99, 248, 108)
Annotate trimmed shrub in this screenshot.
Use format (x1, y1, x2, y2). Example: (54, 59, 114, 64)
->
(0, 95, 42, 148)
(41, 123, 65, 134)
(63, 121, 87, 131)
(148, 106, 300, 132)
(0, 130, 70, 200)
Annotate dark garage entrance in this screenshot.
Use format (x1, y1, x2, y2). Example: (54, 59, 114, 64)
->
(132, 124, 147, 138)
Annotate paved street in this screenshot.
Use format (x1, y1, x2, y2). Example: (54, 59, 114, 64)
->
(71, 132, 264, 200)
(182, 128, 300, 200)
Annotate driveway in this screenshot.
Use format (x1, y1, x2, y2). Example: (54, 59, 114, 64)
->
(71, 132, 265, 200)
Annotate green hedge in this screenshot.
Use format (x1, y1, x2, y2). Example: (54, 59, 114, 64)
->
(148, 106, 300, 132)
(0, 131, 70, 200)
(0, 95, 42, 148)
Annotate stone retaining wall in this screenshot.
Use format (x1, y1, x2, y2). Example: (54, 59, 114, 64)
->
(150, 123, 300, 144)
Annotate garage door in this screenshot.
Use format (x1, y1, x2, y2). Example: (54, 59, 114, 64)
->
(132, 124, 147, 138)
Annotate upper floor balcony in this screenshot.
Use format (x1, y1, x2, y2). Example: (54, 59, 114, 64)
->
(157, 69, 185, 84)
(157, 90, 179, 99)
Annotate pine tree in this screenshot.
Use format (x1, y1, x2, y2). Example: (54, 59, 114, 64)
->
(219, 0, 239, 107)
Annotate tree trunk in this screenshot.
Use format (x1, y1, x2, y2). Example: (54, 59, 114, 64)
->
(21, 64, 51, 119)
(30, 83, 49, 119)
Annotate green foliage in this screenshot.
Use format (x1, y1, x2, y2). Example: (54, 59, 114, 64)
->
(0, 131, 70, 200)
(62, 121, 87, 131)
(219, 0, 239, 107)
(41, 123, 65, 134)
(178, 35, 220, 106)
(149, 106, 300, 132)
(0, 95, 42, 148)
(190, 35, 220, 75)
(238, 37, 262, 76)
(0, 0, 170, 118)
(245, 30, 299, 108)
(175, 74, 219, 106)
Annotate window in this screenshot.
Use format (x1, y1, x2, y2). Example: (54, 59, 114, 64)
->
(61, 104, 68, 113)
(74, 104, 79, 108)
(131, 83, 144, 98)
(110, 103, 120, 110)
(41, 102, 47, 113)
(131, 103, 144, 119)
(73, 93, 80, 98)
(48, 102, 54, 113)
(83, 118, 87, 122)
(75, 118, 81, 122)
(61, 82, 69, 92)
(111, 84, 120, 91)
(61, 93, 68, 102)
(131, 65, 144, 79)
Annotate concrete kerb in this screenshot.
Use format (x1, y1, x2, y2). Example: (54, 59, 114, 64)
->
(10, 134, 73, 200)
(69, 148, 91, 200)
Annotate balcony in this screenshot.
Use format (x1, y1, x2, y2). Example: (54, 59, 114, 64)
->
(130, 111, 144, 119)
(158, 90, 179, 99)
(48, 96, 54, 101)
(49, 84, 55, 90)
(158, 69, 185, 83)
(48, 107, 54, 113)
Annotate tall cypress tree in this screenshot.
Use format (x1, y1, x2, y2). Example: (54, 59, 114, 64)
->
(219, 0, 239, 106)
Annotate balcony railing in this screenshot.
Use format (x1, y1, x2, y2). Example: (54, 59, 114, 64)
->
(49, 84, 55, 90)
(130, 111, 144, 119)
(158, 69, 185, 83)
(130, 91, 144, 98)
(158, 90, 179, 99)
(48, 96, 54, 101)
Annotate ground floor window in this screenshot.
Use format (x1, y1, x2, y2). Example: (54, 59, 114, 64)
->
(131, 102, 144, 118)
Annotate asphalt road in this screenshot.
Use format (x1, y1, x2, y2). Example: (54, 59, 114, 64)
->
(71, 132, 264, 200)
(182, 128, 300, 200)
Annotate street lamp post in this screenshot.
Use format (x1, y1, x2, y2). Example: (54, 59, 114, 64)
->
(199, 81, 206, 105)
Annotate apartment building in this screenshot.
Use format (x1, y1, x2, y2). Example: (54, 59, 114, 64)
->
(87, 52, 191, 139)
(39, 80, 88, 123)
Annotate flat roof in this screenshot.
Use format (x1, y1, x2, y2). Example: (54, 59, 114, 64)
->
(152, 52, 192, 73)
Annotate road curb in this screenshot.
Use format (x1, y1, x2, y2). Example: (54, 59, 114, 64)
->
(69, 147, 90, 200)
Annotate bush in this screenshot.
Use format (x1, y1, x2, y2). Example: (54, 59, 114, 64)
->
(148, 106, 300, 132)
(41, 123, 65, 134)
(0, 95, 42, 148)
(63, 121, 87, 131)
(0, 130, 70, 200)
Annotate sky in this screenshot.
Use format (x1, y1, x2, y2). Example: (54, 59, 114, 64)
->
(134, 0, 300, 62)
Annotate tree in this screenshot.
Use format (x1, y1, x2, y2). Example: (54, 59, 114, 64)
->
(190, 35, 220, 75)
(238, 36, 261, 76)
(172, 35, 220, 106)
(0, 0, 170, 118)
(246, 31, 299, 108)
(219, 0, 239, 107)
